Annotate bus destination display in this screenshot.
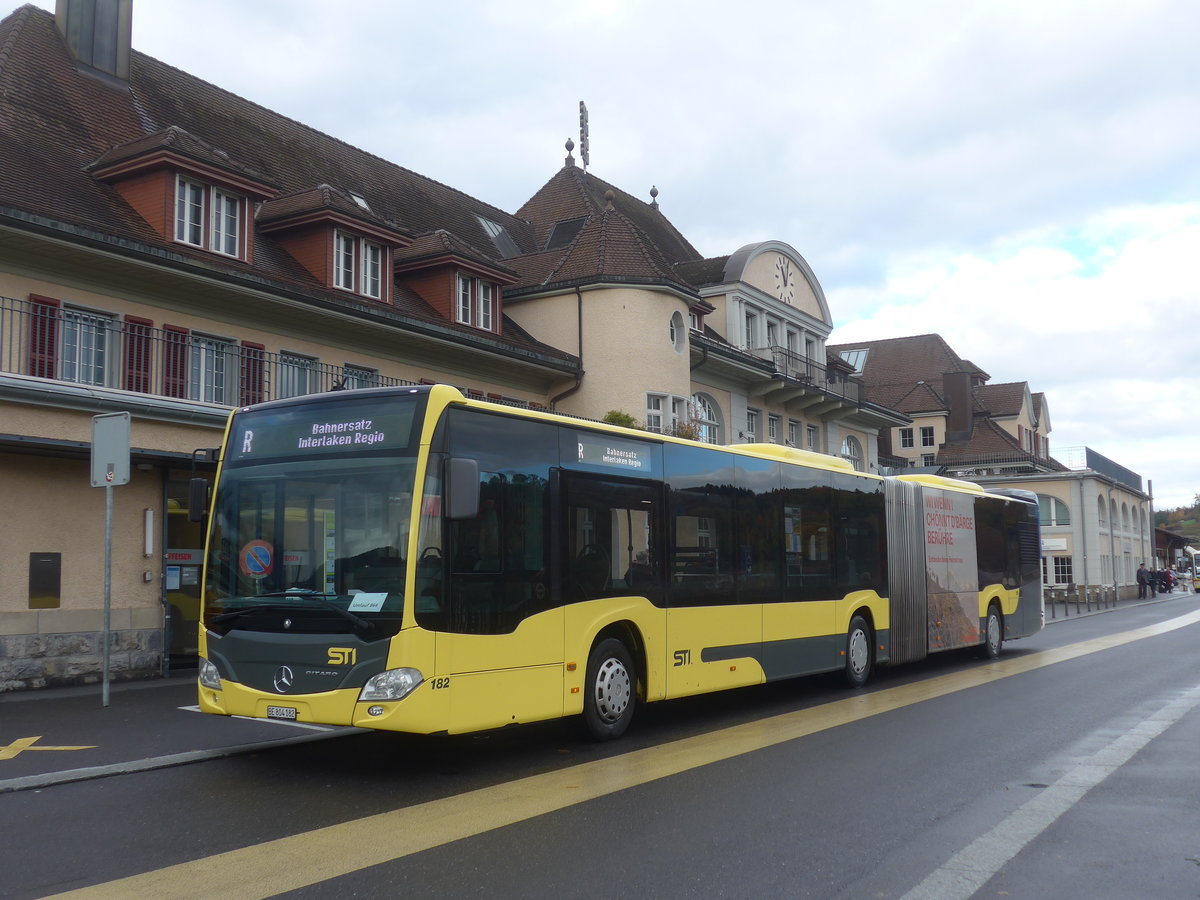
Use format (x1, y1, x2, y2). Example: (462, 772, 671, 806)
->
(228, 399, 417, 461)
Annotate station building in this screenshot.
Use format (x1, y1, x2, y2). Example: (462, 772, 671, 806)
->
(827, 334, 1153, 599)
(0, 2, 905, 689)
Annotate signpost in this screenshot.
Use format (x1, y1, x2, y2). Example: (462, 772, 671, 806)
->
(91, 412, 131, 707)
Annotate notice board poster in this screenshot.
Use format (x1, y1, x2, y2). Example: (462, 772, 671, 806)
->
(924, 489, 979, 650)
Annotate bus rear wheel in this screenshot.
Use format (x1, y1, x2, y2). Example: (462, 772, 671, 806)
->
(845, 615, 873, 688)
(582, 637, 636, 741)
(980, 604, 1003, 659)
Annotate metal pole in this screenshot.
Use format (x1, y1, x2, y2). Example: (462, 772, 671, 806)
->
(103, 481, 112, 707)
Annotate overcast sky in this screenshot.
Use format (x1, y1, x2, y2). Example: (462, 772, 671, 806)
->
(25, 0, 1200, 509)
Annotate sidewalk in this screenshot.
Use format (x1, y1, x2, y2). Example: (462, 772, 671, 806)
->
(0, 673, 360, 794)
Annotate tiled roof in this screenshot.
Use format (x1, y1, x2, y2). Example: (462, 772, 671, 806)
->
(90, 125, 278, 191)
(0, 5, 574, 364)
(516, 165, 703, 272)
(976, 382, 1027, 418)
(827, 333, 990, 389)
(258, 184, 399, 231)
(937, 418, 1068, 471)
(674, 256, 732, 288)
(395, 229, 518, 280)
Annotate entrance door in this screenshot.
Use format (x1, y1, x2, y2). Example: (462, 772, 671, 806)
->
(165, 479, 205, 668)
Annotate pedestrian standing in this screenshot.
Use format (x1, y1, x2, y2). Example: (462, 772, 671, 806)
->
(1136, 564, 1149, 599)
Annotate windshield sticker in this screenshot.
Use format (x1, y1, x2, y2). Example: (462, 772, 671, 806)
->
(239, 540, 274, 579)
(347, 592, 388, 612)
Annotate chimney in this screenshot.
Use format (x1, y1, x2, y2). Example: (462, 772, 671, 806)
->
(56, 0, 132, 82)
(943, 371, 974, 443)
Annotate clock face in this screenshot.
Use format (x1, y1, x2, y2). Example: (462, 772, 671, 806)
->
(774, 256, 795, 304)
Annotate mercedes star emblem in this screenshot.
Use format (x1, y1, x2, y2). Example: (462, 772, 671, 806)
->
(273, 665, 294, 693)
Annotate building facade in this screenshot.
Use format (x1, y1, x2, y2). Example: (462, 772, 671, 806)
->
(0, 2, 904, 690)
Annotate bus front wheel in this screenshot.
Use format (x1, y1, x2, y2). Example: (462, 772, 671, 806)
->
(582, 637, 636, 741)
(845, 615, 873, 688)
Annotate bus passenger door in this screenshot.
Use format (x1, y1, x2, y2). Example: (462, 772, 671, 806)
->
(436, 468, 564, 733)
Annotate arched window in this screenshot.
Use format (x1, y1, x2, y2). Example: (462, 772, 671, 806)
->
(1098, 494, 1107, 527)
(1037, 494, 1071, 526)
(1121, 503, 1130, 532)
(841, 435, 864, 472)
(690, 393, 722, 445)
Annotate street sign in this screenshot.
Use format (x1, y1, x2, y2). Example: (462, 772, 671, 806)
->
(91, 412, 131, 487)
(90, 411, 131, 708)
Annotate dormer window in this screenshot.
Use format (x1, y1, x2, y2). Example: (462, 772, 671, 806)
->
(457, 274, 495, 331)
(175, 175, 244, 258)
(334, 230, 384, 300)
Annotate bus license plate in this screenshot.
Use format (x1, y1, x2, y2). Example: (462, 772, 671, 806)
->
(266, 706, 298, 721)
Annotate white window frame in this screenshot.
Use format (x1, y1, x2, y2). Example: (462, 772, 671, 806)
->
(361, 241, 382, 298)
(899, 427, 914, 449)
(841, 435, 864, 471)
(175, 176, 205, 247)
(646, 394, 664, 432)
(456, 274, 495, 330)
(175, 176, 243, 258)
(920, 425, 936, 447)
(768, 414, 780, 443)
(478, 281, 493, 330)
(189, 333, 233, 403)
(61, 306, 114, 387)
(806, 424, 819, 452)
(745, 409, 759, 441)
(690, 393, 720, 445)
(278, 352, 317, 400)
(211, 189, 241, 257)
(334, 232, 385, 299)
(342, 364, 379, 389)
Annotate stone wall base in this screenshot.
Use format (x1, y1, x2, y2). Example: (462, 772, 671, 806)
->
(0, 628, 163, 692)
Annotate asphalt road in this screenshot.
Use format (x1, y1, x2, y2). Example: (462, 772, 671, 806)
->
(3, 593, 1199, 899)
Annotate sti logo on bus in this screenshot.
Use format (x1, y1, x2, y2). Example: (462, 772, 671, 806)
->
(328, 647, 357, 666)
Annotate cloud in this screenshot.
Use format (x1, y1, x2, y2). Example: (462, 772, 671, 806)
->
(829, 202, 1200, 507)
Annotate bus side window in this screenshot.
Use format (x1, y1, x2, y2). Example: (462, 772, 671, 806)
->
(562, 474, 661, 603)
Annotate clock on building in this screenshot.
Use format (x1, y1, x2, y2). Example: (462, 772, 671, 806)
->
(774, 256, 796, 304)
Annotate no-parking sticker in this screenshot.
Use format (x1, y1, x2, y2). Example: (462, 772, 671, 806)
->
(239, 540, 274, 578)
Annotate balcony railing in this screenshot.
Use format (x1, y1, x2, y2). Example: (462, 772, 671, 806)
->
(748, 344, 864, 404)
(0, 294, 419, 407)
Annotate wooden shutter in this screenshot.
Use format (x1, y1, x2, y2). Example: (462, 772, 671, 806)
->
(162, 325, 189, 399)
(27, 294, 60, 379)
(123, 315, 154, 393)
(239, 341, 265, 406)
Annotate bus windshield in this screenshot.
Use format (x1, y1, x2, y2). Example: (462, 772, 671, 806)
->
(203, 457, 416, 640)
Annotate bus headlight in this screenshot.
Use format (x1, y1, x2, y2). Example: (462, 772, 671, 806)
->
(359, 667, 423, 702)
(198, 658, 222, 690)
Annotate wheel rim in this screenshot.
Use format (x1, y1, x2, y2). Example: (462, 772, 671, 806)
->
(848, 627, 869, 677)
(593, 657, 631, 723)
(988, 611, 1001, 654)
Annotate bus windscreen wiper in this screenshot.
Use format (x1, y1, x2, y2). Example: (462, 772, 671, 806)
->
(253, 589, 377, 633)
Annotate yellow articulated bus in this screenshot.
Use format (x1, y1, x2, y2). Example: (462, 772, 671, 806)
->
(193, 385, 1042, 740)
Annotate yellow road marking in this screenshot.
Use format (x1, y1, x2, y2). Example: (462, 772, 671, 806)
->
(0, 736, 97, 760)
(50, 609, 1200, 900)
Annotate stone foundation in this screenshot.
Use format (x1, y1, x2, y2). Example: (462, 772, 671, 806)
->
(0, 628, 163, 692)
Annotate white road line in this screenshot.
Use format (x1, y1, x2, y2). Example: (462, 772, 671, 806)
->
(899, 681, 1200, 900)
